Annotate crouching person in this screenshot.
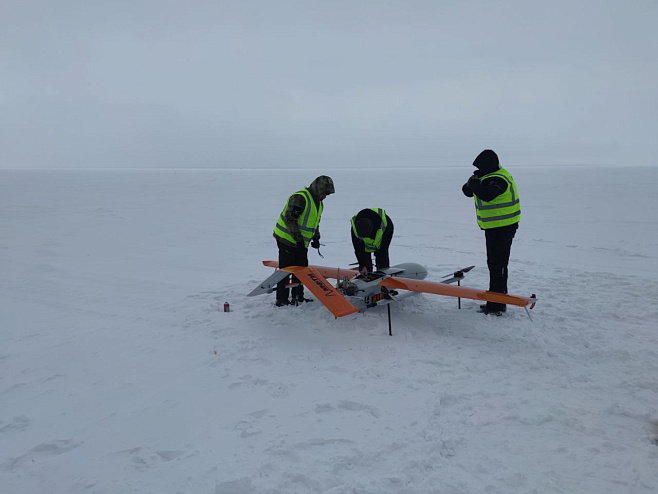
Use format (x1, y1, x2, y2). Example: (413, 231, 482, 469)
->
(351, 208, 394, 277)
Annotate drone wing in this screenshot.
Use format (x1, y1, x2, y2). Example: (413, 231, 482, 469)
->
(280, 265, 360, 318)
(263, 260, 359, 281)
(380, 277, 536, 308)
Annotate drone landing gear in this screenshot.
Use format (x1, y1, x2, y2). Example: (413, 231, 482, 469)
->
(387, 304, 392, 336)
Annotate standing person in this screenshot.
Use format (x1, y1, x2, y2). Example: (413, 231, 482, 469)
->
(351, 208, 394, 276)
(273, 175, 335, 306)
(462, 150, 520, 315)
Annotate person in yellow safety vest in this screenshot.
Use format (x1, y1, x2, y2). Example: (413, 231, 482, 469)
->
(462, 149, 521, 316)
(351, 208, 394, 277)
(273, 175, 335, 307)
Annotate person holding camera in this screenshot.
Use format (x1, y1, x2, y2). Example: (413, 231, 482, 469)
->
(462, 150, 520, 315)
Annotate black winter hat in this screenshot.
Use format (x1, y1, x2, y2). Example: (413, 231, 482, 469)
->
(472, 149, 499, 171)
(355, 218, 374, 238)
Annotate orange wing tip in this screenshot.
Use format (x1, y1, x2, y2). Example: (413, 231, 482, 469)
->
(334, 307, 361, 318)
(529, 294, 538, 310)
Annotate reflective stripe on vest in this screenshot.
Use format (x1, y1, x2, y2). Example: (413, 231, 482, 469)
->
(474, 167, 521, 229)
(351, 208, 387, 252)
(274, 188, 322, 247)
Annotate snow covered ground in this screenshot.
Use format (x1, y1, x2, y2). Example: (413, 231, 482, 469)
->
(1, 165, 657, 494)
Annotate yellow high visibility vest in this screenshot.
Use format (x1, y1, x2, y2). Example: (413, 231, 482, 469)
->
(474, 167, 520, 229)
(274, 188, 322, 247)
(351, 208, 387, 252)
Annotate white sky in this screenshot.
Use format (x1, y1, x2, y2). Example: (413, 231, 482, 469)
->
(2, 0, 657, 168)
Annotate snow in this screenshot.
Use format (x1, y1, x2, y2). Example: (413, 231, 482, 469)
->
(1, 166, 658, 494)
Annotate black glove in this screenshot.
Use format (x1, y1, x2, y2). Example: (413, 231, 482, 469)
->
(467, 175, 480, 188)
(311, 239, 320, 249)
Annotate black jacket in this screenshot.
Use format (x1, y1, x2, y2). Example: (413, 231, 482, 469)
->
(463, 161, 517, 234)
(351, 209, 393, 271)
(462, 167, 509, 202)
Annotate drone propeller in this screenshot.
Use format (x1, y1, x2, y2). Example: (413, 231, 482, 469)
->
(442, 265, 475, 279)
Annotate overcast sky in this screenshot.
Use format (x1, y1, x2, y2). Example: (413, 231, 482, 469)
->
(2, 0, 657, 169)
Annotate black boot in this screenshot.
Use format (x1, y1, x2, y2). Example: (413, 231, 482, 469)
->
(275, 288, 291, 307)
(292, 286, 314, 304)
(276, 279, 290, 307)
(478, 303, 506, 315)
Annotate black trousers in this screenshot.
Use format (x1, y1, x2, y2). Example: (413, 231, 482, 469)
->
(373, 224, 394, 271)
(352, 220, 394, 272)
(276, 240, 309, 303)
(484, 224, 517, 309)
